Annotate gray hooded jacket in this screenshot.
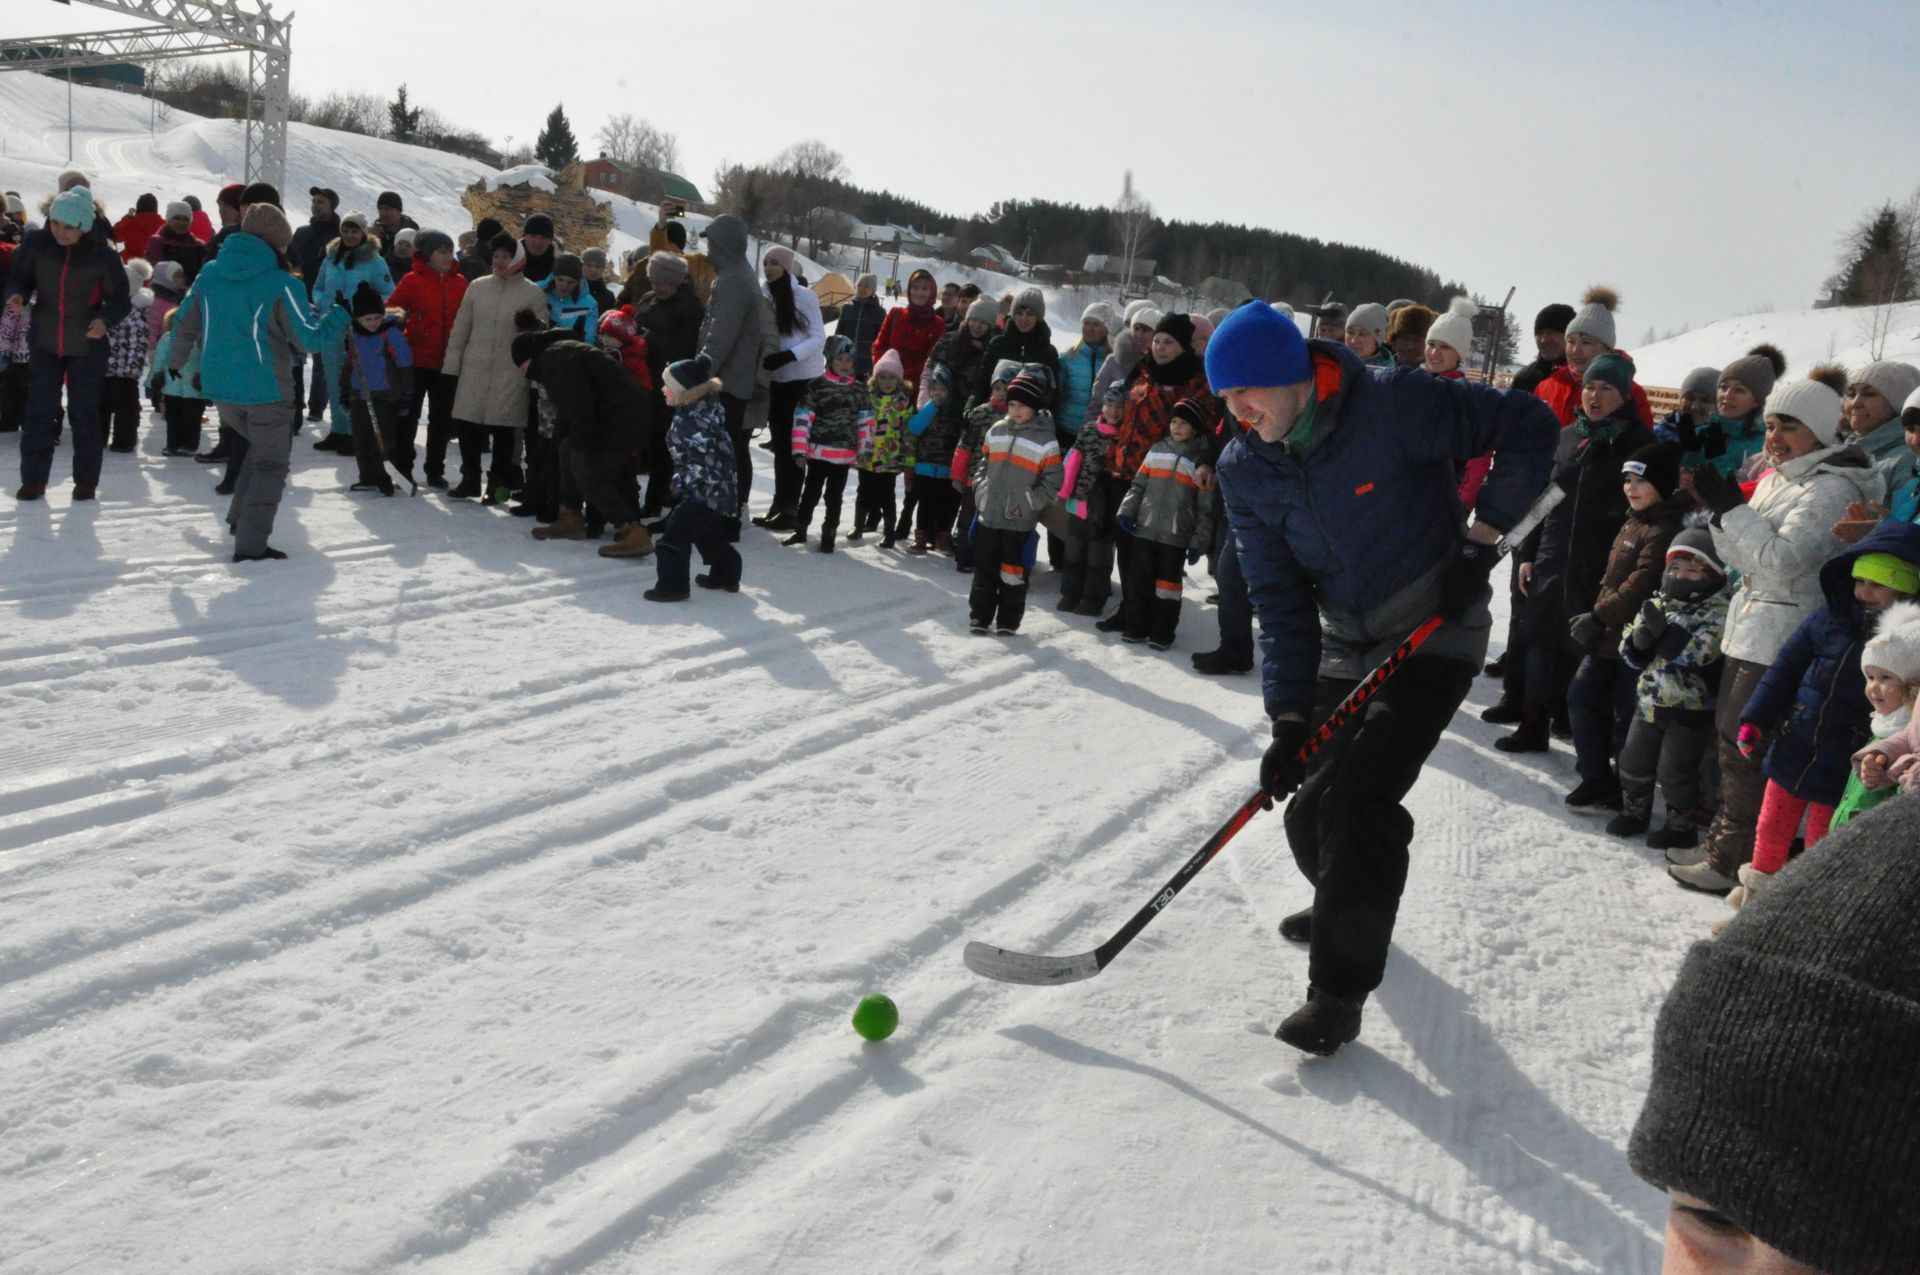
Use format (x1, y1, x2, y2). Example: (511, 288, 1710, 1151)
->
(696, 215, 770, 400)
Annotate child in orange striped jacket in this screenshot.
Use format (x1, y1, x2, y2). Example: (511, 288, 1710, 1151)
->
(1115, 398, 1215, 650)
(968, 370, 1062, 635)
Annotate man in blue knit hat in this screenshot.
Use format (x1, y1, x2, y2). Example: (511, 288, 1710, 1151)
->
(1208, 299, 1560, 1055)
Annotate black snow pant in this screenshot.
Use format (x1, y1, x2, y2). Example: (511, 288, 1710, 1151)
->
(163, 395, 206, 453)
(404, 369, 456, 481)
(968, 526, 1034, 631)
(104, 375, 142, 450)
(640, 389, 674, 515)
(915, 480, 958, 547)
(0, 360, 29, 431)
(654, 500, 741, 594)
(1617, 713, 1714, 825)
(794, 459, 850, 536)
(720, 392, 750, 517)
(896, 471, 920, 537)
(560, 437, 638, 527)
(457, 422, 518, 489)
(1283, 656, 1476, 1000)
(854, 468, 897, 537)
(1121, 538, 1188, 645)
(767, 380, 807, 516)
(350, 396, 401, 488)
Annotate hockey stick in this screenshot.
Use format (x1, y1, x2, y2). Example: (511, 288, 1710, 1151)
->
(964, 484, 1563, 986)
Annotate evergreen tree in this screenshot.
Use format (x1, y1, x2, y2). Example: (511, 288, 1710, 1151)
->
(1833, 202, 1918, 306)
(535, 104, 579, 170)
(387, 84, 422, 143)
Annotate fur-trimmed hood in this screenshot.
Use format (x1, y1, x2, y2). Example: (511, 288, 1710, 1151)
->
(325, 235, 383, 265)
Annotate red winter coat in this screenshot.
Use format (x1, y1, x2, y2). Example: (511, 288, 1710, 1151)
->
(1538, 358, 1654, 429)
(386, 255, 469, 371)
(189, 210, 214, 244)
(872, 300, 947, 389)
(112, 211, 167, 264)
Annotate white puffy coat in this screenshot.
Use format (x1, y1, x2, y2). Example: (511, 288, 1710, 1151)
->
(1713, 443, 1886, 665)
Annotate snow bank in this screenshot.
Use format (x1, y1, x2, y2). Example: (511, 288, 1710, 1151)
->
(1632, 300, 1920, 388)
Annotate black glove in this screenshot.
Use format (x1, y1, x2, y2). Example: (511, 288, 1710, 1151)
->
(1186, 546, 1203, 566)
(1631, 599, 1667, 651)
(1692, 464, 1744, 517)
(1438, 539, 1499, 622)
(1260, 719, 1312, 808)
(1568, 612, 1602, 647)
(762, 349, 796, 372)
(1701, 418, 1728, 460)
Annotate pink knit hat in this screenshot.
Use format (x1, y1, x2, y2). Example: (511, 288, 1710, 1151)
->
(872, 348, 904, 381)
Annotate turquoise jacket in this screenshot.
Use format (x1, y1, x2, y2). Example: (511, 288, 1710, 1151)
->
(311, 240, 394, 313)
(1056, 339, 1108, 438)
(171, 233, 341, 405)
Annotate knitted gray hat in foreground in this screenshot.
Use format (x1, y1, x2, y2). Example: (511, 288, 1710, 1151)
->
(1628, 797, 1920, 1274)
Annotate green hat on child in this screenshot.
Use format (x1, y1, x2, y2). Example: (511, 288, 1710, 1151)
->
(1854, 552, 1920, 595)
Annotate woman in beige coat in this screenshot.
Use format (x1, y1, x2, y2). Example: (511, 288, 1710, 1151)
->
(443, 232, 546, 501)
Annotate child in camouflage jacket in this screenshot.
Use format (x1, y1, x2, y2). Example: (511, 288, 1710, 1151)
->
(1611, 521, 1729, 848)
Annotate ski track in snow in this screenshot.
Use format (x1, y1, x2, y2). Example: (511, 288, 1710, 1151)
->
(0, 69, 1736, 1275)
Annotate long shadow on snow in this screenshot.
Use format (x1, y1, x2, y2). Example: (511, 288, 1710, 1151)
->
(164, 543, 376, 709)
(1301, 947, 1664, 1273)
(999, 1024, 1591, 1275)
(0, 500, 106, 620)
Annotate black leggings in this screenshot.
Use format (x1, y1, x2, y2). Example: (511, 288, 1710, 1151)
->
(795, 459, 851, 533)
(767, 379, 807, 514)
(854, 469, 897, 535)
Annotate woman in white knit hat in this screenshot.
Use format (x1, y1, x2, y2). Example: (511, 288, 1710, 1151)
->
(1675, 367, 1887, 892)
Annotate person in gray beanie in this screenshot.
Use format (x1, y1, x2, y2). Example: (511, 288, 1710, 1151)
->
(1843, 360, 1920, 488)
(1342, 302, 1394, 367)
(1656, 367, 1722, 445)
(1629, 796, 1920, 1274)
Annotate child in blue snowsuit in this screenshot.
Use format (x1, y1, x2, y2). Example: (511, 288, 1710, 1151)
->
(341, 281, 414, 494)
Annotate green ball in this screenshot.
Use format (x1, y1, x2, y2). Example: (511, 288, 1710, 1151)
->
(851, 994, 899, 1041)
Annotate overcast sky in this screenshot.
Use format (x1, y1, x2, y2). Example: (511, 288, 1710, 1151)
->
(8, 0, 1918, 341)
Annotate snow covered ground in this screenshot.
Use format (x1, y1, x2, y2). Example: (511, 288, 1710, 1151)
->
(3, 406, 1728, 1275)
(0, 69, 1740, 1275)
(1627, 299, 1920, 389)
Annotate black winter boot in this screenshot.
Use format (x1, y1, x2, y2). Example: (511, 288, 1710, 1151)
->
(1275, 987, 1364, 1057)
(1564, 776, 1623, 810)
(1277, 906, 1313, 944)
(820, 527, 835, 554)
(1479, 697, 1524, 725)
(1606, 809, 1651, 838)
(1191, 649, 1254, 675)
(1494, 708, 1551, 753)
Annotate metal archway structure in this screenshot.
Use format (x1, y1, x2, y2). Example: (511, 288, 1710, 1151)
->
(0, 1, 292, 190)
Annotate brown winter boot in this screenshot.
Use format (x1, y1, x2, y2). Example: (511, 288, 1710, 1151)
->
(532, 508, 587, 541)
(598, 522, 655, 558)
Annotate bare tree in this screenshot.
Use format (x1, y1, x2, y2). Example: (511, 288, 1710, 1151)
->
(770, 141, 847, 259)
(1111, 170, 1153, 296)
(595, 113, 682, 174)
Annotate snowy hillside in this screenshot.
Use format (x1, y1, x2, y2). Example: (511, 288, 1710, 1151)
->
(0, 71, 1731, 1275)
(1632, 300, 1920, 388)
(0, 70, 494, 237)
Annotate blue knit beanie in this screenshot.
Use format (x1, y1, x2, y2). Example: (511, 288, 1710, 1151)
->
(48, 185, 96, 232)
(1204, 299, 1310, 392)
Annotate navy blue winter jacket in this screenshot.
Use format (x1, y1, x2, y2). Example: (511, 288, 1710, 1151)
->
(1742, 520, 1920, 804)
(1216, 342, 1561, 719)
